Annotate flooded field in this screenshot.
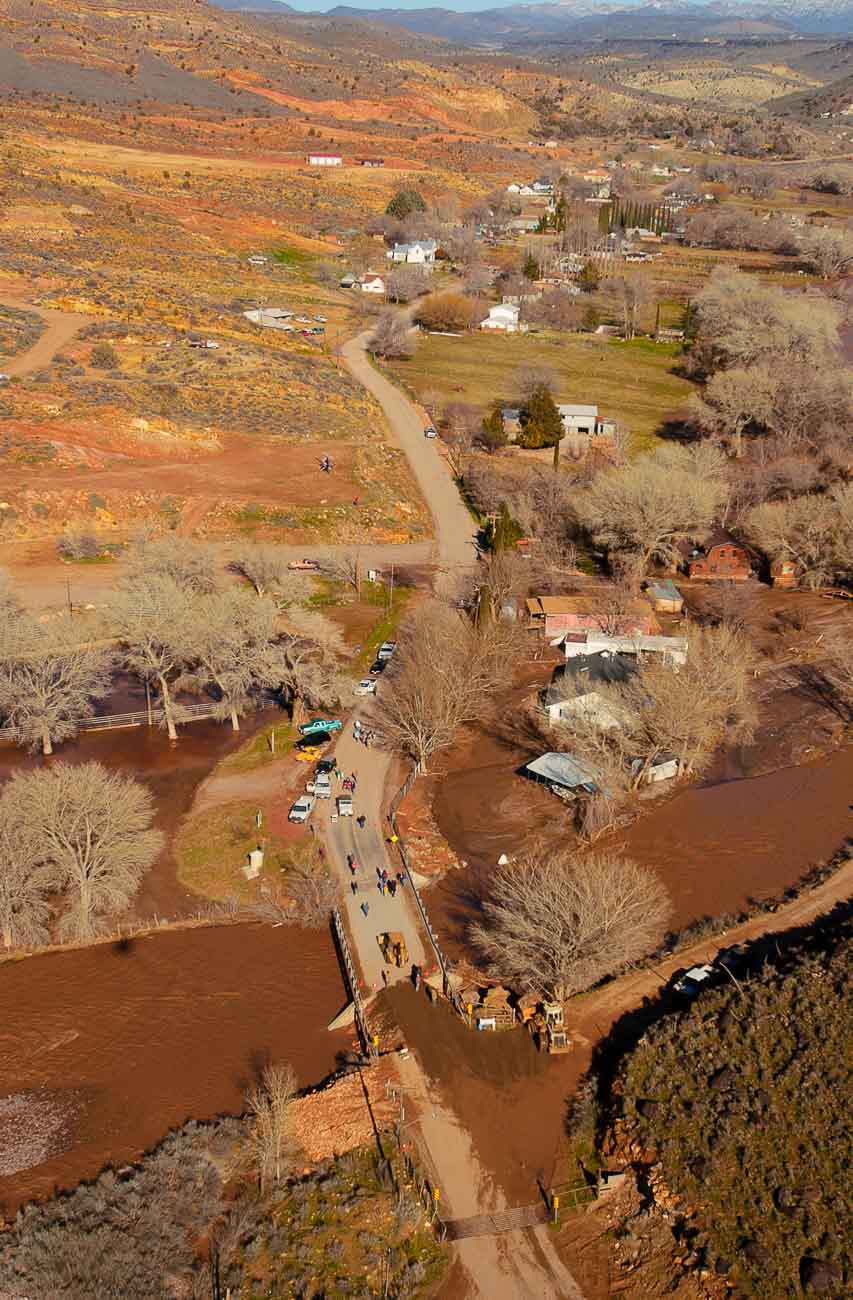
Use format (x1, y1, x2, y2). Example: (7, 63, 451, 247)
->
(0, 680, 260, 919)
(0, 922, 349, 1213)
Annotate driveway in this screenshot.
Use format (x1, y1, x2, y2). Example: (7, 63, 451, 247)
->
(0, 296, 90, 377)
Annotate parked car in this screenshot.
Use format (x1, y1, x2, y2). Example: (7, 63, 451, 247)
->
(369, 659, 387, 676)
(353, 678, 377, 696)
(315, 757, 337, 775)
(288, 794, 315, 823)
(306, 772, 332, 798)
(287, 558, 319, 571)
(377, 641, 397, 661)
(424, 425, 438, 439)
(298, 718, 343, 737)
(337, 794, 353, 817)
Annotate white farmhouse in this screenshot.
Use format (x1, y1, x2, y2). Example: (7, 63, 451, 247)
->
(480, 303, 527, 333)
(307, 153, 342, 167)
(557, 403, 616, 440)
(360, 274, 386, 295)
(387, 239, 438, 267)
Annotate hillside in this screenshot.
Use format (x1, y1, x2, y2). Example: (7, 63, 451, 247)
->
(602, 908, 852, 1299)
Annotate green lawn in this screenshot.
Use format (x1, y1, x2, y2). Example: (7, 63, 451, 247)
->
(388, 330, 695, 453)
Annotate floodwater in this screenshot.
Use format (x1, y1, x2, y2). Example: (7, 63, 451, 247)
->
(0, 677, 257, 919)
(0, 923, 349, 1213)
(426, 732, 853, 959)
(386, 983, 582, 1205)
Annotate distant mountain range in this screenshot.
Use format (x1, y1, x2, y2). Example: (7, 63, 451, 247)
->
(212, 0, 853, 39)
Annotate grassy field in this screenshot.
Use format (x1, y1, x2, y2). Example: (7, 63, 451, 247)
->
(388, 331, 695, 453)
(218, 720, 296, 775)
(175, 799, 304, 902)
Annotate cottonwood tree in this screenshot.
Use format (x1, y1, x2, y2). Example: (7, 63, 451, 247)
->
(744, 485, 853, 588)
(368, 309, 414, 359)
(513, 362, 558, 404)
(179, 589, 286, 731)
(576, 444, 728, 569)
(4, 762, 163, 942)
(0, 812, 52, 950)
(386, 266, 427, 303)
(379, 601, 518, 770)
(692, 269, 842, 375)
(558, 623, 757, 790)
(245, 1063, 299, 1193)
(231, 544, 307, 601)
(125, 535, 220, 595)
(471, 849, 671, 999)
(277, 610, 346, 724)
(0, 617, 113, 755)
(799, 226, 853, 280)
(113, 574, 194, 740)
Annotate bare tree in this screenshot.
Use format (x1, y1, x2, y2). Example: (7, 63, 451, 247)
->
(471, 849, 671, 1000)
(689, 366, 776, 459)
(693, 269, 842, 375)
(178, 590, 286, 731)
(744, 485, 853, 588)
(379, 601, 517, 770)
(231, 544, 309, 601)
(0, 617, 113, 755)
(125, 536, 220, 594)
(245, 1063, 299, 1193)
(610, 271, 652, 341)
(113, 574, 194, 741)
(799, 226, 853, 280)
(368, 309, 414, 359)
(513, 362, 558, 405)
(386, 266, 427, 303)
(276, 609, 347, 724)
(319, 549, 363, 594)
(0, 811, 52, 950)
(576, 444, 728, 569)
(4, 762, 163, 942)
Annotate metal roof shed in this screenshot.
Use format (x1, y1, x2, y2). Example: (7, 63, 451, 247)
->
(524, 752, 599, 794)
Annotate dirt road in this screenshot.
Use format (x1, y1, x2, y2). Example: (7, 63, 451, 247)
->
(342, 332, 478, 582)
(0, 296, 90, 378)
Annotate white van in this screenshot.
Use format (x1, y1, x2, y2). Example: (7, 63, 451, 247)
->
(306, 772, 332, 799)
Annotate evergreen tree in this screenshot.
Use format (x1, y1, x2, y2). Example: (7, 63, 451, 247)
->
(577, 260, 600, 293)
(484, 501, 524, 553)
(479, 404, 508, 453)
(518, 384, 563, 449)
(385, 189, 426, 221)
(523, 251, 540, 281)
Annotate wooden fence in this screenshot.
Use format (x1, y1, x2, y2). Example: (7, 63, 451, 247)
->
(0, 701, 220, 742)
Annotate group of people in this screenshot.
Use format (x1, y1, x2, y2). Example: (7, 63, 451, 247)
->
(353, 719, 374, 749)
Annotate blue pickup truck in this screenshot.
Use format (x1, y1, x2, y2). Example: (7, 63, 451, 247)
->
(298, 718, 343, 737)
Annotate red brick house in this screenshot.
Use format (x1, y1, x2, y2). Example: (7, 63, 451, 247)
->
(688, 536, 752, 583)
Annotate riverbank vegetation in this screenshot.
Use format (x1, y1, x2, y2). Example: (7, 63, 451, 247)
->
(591, 907, 852, 1299)
(0, 1069, 446, 1300)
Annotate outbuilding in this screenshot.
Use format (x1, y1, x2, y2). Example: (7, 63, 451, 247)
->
(645, 578, 684, 614)
(524, 752, 599, 796)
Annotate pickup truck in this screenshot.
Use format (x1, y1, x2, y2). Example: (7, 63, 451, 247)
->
(288, 794, 315, 823)
(287, 558, 320, 572)
(377, 641, 397, 661)
(337, 794, 353, 817)
(306, 772, 332, 798)
(298, 718, 343, 737)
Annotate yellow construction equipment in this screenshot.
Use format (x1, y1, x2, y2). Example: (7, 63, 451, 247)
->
(378, 932, 408, 967)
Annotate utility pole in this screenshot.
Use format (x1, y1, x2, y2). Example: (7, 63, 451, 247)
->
(66, 577, 73, 617)
(387, 562, 395, 614)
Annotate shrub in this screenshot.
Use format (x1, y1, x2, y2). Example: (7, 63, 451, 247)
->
(413, 292, 477, 333)
(90, 342, 119, 369)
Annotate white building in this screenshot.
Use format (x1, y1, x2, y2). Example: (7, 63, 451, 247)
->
(360, 274, 386, 295)
(307, 154, 342, 167)
(387, 239, 438, 266)
(557, 403, 617, 440)
(561, 633, 688, 666)
(546, 691, 623, 730)
(480, 303, 527, 334)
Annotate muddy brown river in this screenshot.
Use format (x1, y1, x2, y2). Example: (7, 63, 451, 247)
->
(0, 923, 348, 1213)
